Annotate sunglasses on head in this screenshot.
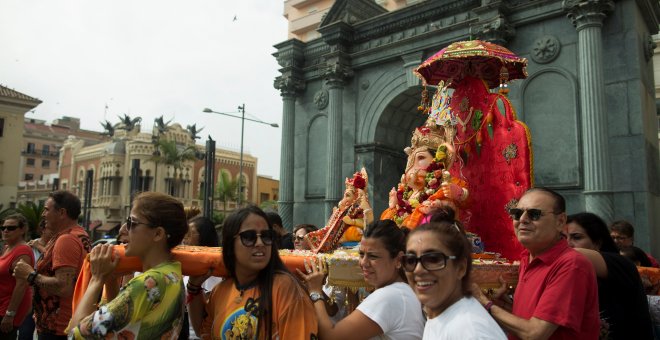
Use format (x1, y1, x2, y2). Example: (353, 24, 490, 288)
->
(125, 217, 155, 230)
(402, 252, 456, 272)
(236, 229, 276, 247)
(0, 226, 19, 232)
(508, 208, 555, 221)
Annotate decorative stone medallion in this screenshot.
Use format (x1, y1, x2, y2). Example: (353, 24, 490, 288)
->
(531, 35, 561, 64)
(314, 89, 329, 110)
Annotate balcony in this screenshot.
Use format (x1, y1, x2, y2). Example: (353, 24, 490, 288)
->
(93, 196, 122, 210)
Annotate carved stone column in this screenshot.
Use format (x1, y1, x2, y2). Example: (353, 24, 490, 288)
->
(564, 0, 615, 220)
(324, 62, 353, 217)
(473, 0, 515, 45)
(273, 39, 305, 231)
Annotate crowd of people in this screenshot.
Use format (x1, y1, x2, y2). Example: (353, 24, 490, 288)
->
(0, 188, 658, 339)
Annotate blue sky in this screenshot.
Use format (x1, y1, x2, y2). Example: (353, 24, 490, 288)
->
(1, 0, 288, 179)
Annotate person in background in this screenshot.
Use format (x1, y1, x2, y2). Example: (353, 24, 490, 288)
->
(13, 190, 91, 340)
(293, 224, 318, 251)
(1, 214, 34, 339)
(266, 211, 294, 250)
(181, 216, 222, 340)
(406, 208, 505, 339)
(620, 246, 654, 268)
(68, 192, 188, 339)
(188, 205, 317, 339)
(300, 219, 424, 340)
(566, 212, 653, 339)
(610, 220, 659, 268)
(472, 187, 600, 339)
(20, 220, 50, 340)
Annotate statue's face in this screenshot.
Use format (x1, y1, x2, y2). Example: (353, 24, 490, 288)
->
(405, 149, 434, 190)
(340, 188, 356, 206)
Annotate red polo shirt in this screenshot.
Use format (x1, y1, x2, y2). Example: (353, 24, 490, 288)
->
(510, 241, 600, 340)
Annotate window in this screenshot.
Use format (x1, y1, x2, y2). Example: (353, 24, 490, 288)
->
(26, 143, 36, 154)
(0, 118, 4, 137)
(42, 159, 50, 168)
(260, 193, 270, 202)
(26, 158, 35, 166)
(24, 173, 33, 180)
(42, 145, 50, 156)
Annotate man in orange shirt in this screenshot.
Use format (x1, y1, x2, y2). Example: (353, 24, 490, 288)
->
(14, 190, 90, 340)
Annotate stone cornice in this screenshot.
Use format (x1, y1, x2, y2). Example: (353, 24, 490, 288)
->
(563, 0, 615, 30)
(319, 0, 387, 28)
(635, 0, 660, 34)
(352, 0, 480, 42)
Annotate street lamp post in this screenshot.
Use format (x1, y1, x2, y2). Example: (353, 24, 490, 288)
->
(203, 105, 279, 207)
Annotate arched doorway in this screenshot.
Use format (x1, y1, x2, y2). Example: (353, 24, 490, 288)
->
(357, 86, 426, 215)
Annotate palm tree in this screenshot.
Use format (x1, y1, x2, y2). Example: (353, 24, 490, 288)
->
(215, 171, 245, 212)
(15, 201, 44, 239)
(151, 139, 197, 197)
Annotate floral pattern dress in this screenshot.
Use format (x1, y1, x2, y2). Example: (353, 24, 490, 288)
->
(69, 261, 185, 340)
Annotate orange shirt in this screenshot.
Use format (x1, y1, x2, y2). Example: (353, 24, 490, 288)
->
(35, 225, 90, 336)
(201, 273, 317, 339)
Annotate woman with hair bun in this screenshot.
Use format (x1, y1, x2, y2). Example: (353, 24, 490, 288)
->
(69, 192, 188, 339)
(300, 219, 424, 340)
(406, 207, 505, 339)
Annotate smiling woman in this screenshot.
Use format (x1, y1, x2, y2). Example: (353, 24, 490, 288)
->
(300, 219, 425, 340)
(405, 207, 505, 340)
(187, 205, 317, 339)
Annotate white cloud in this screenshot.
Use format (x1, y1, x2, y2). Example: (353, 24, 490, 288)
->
(0, 0, 288, 178)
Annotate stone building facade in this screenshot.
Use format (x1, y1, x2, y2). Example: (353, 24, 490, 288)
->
(59, 122, 257, 237)
(273, 0, 660, 253)
(18, 116, 107, 204)
(0, 85, 41, 208)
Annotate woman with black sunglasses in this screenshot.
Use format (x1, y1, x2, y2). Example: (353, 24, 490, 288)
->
(69, 192, 188, 339)
(188, 205, 317, 339)
(300, 219, 424, 339)
(0, 214, 34, 339)
(405, 208, 505, 339)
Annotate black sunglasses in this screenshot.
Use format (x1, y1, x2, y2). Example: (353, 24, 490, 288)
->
(294, 235, 305, 242)
(402, 252, 456, 272)
(235, 230, 276, 247)
(508, 208, 557, 221)
(125, 217, 155, 230)
(0, 226, 19, 232)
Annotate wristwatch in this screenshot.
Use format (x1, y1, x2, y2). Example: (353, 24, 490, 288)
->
(4, 310, 16, 317)
(27, 271, 38, 286)
(309, 291, 325, 303)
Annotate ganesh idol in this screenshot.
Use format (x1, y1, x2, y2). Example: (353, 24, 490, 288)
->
(304, 168, 374, 253)
(381, 81, 468, 229)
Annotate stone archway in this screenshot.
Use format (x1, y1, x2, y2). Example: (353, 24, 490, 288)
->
(356, 86, 426, 215)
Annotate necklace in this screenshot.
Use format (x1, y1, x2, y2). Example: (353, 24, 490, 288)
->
(234, 279, 257, 304)
(455, 107, 473, 133)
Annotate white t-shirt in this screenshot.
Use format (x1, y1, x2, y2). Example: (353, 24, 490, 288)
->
(423, 296, 506, 340)
(357, 282, 425, 340)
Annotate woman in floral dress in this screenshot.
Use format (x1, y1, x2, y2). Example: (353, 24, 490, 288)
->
(68, 192, 189, 339)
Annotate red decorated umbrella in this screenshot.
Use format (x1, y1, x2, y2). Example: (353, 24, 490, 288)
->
(414, 40, 528, 88)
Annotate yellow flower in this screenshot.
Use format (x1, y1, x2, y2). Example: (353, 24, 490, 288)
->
(409, 198, 419, 208)
(435, 146, 447, 162)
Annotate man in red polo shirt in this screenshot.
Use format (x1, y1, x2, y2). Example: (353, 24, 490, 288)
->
(473, 188, 600, 339)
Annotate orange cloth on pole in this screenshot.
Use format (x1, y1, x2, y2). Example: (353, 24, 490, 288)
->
(72, 245, 311, 314)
